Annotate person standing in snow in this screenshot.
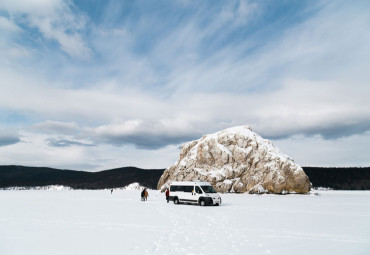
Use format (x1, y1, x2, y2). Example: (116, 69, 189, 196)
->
(165, 188, 170, 203)
(144, 189, 149, 201)
(111, 189, 113, 194)
(141, 189, 145, 201)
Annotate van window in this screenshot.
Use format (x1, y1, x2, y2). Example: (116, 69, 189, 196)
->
(195, 186, 202, 194)
(201, 185, 217, 193)
(183, 186, 193, 193)
(171, 186, 189, 192)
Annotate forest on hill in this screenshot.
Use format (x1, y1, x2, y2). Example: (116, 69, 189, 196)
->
(0, 165, 369, 190)
(0, 165, 163, 189)
(303, 167, 370, 190)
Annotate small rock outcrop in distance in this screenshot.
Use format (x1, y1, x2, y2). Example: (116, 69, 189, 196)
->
(157, 126, 311, 194)
(122, 182, 144, 190)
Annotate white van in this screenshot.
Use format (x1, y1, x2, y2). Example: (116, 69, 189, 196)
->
(168, 181, 222, 206)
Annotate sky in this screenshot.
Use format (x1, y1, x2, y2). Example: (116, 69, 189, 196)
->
(0, 0, 369, 171)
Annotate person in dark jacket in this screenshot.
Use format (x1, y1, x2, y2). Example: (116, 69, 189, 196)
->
(165, 188, 170, 203)
(141, 189, 145, 201)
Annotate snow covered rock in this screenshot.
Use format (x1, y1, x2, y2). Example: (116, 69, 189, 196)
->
(123, 182, 144, 190)
(157, 126, 311, 194)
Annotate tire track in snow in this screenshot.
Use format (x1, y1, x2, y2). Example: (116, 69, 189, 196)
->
(148, 202, 272, 255)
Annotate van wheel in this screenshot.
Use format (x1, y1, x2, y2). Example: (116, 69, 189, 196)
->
(174, 198, 179, 204)
(200, 200, 206, 206)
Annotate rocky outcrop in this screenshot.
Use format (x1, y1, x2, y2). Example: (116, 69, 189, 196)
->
(157, 126, 311, 194)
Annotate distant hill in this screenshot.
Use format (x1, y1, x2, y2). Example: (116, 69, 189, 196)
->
(0, 165, 164, 190)
(0, 165, 369, 190)
(303, 167, 370, 190)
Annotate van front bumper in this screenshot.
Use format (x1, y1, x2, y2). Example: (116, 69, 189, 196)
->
(204, 196, 221, 205)
(212, 196, 221, 205)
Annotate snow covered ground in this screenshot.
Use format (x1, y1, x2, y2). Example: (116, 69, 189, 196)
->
(0, 190, 369, 255)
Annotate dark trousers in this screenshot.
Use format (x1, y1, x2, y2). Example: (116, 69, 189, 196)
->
(166, 196, 169, 203)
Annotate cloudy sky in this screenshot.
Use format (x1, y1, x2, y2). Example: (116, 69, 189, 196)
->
(0, 0, 369, 171)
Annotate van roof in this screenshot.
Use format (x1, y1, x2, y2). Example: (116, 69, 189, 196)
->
(170, 181, 212, 186)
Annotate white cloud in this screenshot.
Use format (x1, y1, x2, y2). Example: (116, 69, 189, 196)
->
(91, 119, 200, 149)
(1, 65, 369, 144)
(0, 130, 178, 170)
(0, 0, 91, 58)
(0, 16, 20, 31)
(31, 120, 79, 135)
(273, 132, 370, 167)
(0, 0, 64, 14)
(8, 46, 32, 58)
(219, 0, 258, 26)
(0, 132, 99, 170)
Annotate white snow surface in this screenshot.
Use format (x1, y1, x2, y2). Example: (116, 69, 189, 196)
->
(1, 190, 369, 255)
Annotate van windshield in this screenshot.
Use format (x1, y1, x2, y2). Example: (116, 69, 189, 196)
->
(201, 185, 217, 193)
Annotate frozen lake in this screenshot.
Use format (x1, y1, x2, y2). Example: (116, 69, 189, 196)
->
(1, 190, 369, 255)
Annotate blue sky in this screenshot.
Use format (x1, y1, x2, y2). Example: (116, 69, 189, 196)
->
(0, 0, 369, 170)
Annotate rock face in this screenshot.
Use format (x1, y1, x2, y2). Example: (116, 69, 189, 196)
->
(157, 126, 311, 194)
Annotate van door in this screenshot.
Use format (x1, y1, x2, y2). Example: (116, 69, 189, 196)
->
(193, 186, 203, 203)
(182, 185, 196, 203)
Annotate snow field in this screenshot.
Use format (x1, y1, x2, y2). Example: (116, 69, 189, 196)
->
(0, 190, 369, 255)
